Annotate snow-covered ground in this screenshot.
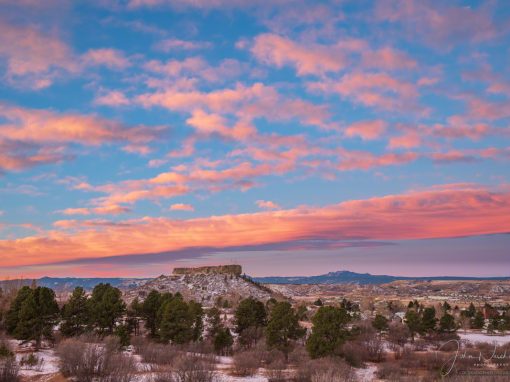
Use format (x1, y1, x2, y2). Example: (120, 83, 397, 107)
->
(459, 332, 510, 345)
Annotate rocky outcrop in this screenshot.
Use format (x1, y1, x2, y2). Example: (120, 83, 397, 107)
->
(125, 265, 278, 306)
(173, 264, 242, 276)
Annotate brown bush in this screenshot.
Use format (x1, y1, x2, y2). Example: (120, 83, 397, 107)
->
(233, 350, 261, 376)
(137, 342, 178, 365)
(293, 357, 354, 382)
(376, 362, 402, 379)
(57, 337, 136, 382)
(172, 355, 216, 382)
(341, 342, 365, 367)
(0, 357, 19, 382)
(266, 358, 287, 382)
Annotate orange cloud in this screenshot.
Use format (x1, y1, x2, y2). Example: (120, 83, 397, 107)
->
(170, 203, 194, 211)
(0, 103, 167, 171)
(2, 186, 509, 268)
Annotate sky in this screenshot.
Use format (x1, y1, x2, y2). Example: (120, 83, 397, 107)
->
(0, 0, 510, 279)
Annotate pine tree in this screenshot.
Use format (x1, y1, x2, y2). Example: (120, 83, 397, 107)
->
(159, 297, 194, 344)
(88, 283, 126, 334)
(306, 306, 350, 358)
(188, 300, 204, 342)
(234, 297, 267, 347)
(142, 290, 162, 337)
(421, 307, 437, 333)
(439, 312, 457, 333)
(265, 302, 305, 360)
(206, 307, 222, 339)
(372, 314, 389, 332)
(404, 309, 421, 341)
(214, 328, 233, 355)
(9, 287, 58, 348)
(472, 310, 485, 329)
(5, 286, 32, 334)
(61, 287, 89, 337)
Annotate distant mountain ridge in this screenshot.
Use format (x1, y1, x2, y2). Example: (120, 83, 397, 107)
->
(253, 270, 510, 285)
(2, 271, 509, 291)
(0, 277, 151, 292)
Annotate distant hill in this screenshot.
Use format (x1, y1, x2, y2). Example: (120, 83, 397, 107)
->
(253, 270, 510, 285)
(0, 277, 151, 292)
(2, 270, 509, 292)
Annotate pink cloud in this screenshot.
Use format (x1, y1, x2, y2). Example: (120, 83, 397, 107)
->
(388, 132, 421, 149)
(374, 0, 499, 48)
(154, 38, 212, 51)
(0, 20, 77, 88)
(309, 72, 418, 111)
(2, 185, 510, 269)
(170, 203, 194, 211)
(338, 150, 418, 171)
(82, 48, 130, 69)
(251, 34, 348, 76)
(345, 120, 387, 140)
(361, 47, 417, 70)
(256, 200, 280, 210)
(94, 90, 130, 106)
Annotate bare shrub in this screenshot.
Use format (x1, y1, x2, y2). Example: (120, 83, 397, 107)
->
(172, 355, 216, 382)
(266, 358, 286, 382)
(341, 342, 365, 367)
(311, 358, 355, 382)
(138, 342, 178, 365)
(0, 357, 19, 382)
(294, 357, 354, 382)
(233, 350, 261, 376)
(376, 362, 401, 379)
(57, 337, 136, 382)
(388, 321, 410, 346)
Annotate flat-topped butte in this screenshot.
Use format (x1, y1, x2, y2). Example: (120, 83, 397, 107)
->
(172, 264, 242, 276)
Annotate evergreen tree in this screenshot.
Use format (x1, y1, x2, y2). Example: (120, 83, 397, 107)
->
(421, 307, 437, 333)
(206, 307, 222, 339)
(88, 283, 126, 334)
(471, 310, 485, 329)
(188, 300, 204, 342)
(467, 303, 476, 317)
(142, 290, 162, 337)
(439, 312, 457, 333)
(5, 286, 32, 334)
(306, 306, 350, 359)
(372, 314, 389, 332)
(265, 302, 305, 360)
(213, 328, 233, 355)
(60, 287, 89, 337)
(9, 287, 59, 348)
(404, 309, 421, 341)
(234, 297, 267, 346)
(159, 297, 194, 344)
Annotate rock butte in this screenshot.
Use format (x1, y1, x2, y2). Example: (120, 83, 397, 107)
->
(172, 264, 242, 276)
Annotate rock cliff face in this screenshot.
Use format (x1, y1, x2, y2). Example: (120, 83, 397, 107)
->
(125, 265, 276, 306)
(172, 264, 242, 276)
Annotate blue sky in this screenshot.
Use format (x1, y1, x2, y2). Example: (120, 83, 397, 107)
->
(0, 0, 509, 277)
